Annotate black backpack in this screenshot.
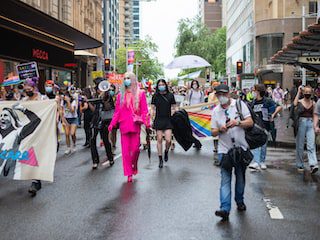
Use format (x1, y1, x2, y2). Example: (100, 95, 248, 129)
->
(236, 99, 268, 149)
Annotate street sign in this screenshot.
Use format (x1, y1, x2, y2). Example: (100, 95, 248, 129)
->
(16, 61, 39, 81)
(241, 79, 256, 90)
(127, 50, 135, 72)
(298, 56, 320, 64)
(108, 73, 124, 85)
(91, 70, 103, 79)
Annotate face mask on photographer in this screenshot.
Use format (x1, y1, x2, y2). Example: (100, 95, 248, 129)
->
(218, 95, 229, 105)
(109, 90, 115, 96)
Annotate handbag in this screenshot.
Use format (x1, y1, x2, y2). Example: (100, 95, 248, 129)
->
(221, 147, 253, 170)
(236, 99, 268, 149)
(100, 109, 114, 121)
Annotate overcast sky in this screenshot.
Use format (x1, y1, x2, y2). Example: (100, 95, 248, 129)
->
(140, 0, 198, 79)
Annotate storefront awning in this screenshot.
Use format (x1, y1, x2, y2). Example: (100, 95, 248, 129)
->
(74, 50, 98, 57)
(271, 22, 320, 72)
(0, 0, 102, 50)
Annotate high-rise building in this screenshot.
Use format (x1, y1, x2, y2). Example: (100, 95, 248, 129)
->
(119, 0, 133, 47)
(226, 0, 317, 89)
(132, 0, 140, 40)
(104, 0, 120, 60)
(199, 0, 222, 31)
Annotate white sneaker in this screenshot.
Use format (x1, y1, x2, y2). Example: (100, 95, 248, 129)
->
(64, 148, 71, 155)
(71, 145, 77, 153)
(249, 162, 261, 170)
(260, 163, 267, 170)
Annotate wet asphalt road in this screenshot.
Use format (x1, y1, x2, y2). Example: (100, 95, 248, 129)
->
(1, 132, 320, 240)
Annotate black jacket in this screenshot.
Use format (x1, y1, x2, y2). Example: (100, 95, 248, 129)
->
(171, 109, 201, 151)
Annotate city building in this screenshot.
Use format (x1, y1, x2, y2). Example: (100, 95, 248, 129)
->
(103, 0, 119, 61)
(226, 0, 317, 89)
(0, 0, 101, 91)
(119, 0, 133, 47)
(132, 0, 140, 40)
(199, 0, 222, 31)
(19, 0, 104, 87)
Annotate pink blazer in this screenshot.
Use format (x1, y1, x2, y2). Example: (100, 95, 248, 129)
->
(108, 91, 150, 134)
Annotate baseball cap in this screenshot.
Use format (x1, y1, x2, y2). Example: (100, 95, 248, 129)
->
(214, 84, 229, 93)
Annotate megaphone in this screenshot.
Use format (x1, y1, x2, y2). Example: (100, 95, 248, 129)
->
(98, 80, 110, 92)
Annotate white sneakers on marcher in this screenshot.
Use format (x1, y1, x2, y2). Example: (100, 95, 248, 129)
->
(249, 162, 261, 170)
(249, 162, 267, 170)
(64, 148, 71, 155)
(260, 163, 267, 170)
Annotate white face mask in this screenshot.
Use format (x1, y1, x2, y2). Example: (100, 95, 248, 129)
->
(252, 92, 257, 99)
(218, 96, 229, 105)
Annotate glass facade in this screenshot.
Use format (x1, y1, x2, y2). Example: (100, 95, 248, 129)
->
(257, 34, 283, 66)
(132, 0, 140, 40)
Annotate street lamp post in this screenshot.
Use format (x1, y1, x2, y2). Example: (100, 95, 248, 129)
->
(302, 5, 307, 86)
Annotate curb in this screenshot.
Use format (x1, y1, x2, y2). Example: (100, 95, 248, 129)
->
(267, 141, 296, 149)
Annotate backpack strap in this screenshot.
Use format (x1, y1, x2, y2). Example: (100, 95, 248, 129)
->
(236, 99, 244, 120)
(189, 90, 193, 103)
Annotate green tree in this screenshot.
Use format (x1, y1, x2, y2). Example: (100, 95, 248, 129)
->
(175, 17, 226, 76)
(115, 37, 163, 81)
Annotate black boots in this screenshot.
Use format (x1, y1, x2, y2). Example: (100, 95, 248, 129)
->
(159, 156, 163, 168)
(28, 180, 42, 197)
(215, 210, 229, 222)
(164, 149, 169, 162)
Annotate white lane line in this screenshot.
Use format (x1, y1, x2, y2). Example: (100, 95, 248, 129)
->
(263, 198, 284, 219)
(114, 154, 122, 160)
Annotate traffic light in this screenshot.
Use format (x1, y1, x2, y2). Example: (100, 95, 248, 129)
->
(236, 61, 243, 74)
(105, 58, 110, 71)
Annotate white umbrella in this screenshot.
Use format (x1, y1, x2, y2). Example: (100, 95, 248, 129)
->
(166, 55, 211, 70)
(177, 70, 202, 80)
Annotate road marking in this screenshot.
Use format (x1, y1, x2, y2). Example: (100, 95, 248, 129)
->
(263, 198, 284, 219)
(114, 154, 122, 160)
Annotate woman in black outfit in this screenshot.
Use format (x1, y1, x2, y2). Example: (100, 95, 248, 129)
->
(151, 79, 177, 168)
(80, 88, 93, 147)
(89, 81, 114, 170)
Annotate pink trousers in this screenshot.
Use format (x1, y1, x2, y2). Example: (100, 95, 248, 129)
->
(120, 132, 141, 176)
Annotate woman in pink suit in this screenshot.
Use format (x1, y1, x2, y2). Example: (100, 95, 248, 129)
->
(108, 72, 149, 182)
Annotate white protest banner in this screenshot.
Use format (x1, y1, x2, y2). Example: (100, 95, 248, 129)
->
(0, 100, 57, 182)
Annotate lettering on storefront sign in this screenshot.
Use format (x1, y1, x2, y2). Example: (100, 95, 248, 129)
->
(32, 49, 49, 61)
(298, 56, 320, 64)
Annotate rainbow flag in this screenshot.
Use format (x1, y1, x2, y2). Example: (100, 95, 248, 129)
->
(1, 76, 23, 86)
(183, 103, 216, 140)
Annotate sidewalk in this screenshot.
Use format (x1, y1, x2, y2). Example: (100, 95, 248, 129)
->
(272, 108, 295, 149)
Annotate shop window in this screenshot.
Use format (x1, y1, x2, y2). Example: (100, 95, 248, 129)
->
(257, 34, 283, 66)
(0, 59, 20, 84)
(309, 1, 318, 14)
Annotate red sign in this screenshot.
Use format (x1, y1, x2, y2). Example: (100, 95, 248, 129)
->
(32, 48, 49, 61)
(64, 63, 77, 68)
(107, 73, 125, 84)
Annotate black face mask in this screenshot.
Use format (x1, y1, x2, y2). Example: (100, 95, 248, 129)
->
(304, 94, 311, 99)
(26, 91, 34, 97)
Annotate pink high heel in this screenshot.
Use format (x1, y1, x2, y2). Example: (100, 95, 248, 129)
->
(127, 175, 133, 182)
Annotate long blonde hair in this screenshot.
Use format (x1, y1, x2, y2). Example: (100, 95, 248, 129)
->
(120, 72, 140, 111)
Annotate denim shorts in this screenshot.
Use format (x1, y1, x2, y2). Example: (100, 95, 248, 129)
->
(66, 118, 78, 125)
